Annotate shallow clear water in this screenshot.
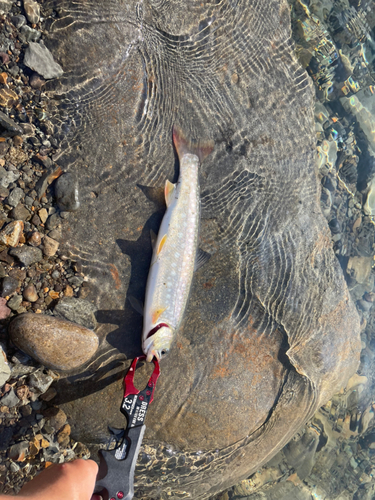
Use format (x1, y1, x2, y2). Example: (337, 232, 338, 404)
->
(214, 0, 375, 498)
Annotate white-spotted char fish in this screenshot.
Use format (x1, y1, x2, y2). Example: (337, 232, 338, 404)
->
(142, 127, 213, 362)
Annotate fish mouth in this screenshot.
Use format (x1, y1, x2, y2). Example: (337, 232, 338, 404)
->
(146, 323, 170, 339)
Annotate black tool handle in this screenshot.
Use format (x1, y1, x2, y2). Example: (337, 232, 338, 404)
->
(94, 425, 146, 500)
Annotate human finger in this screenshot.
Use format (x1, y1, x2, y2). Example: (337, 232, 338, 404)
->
(17, 459, 99, 500)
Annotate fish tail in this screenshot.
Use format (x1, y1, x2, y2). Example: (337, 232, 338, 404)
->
(173, 126, 214, 163)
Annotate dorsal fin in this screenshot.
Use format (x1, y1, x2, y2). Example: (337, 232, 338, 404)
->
(164, 179, 176, 207)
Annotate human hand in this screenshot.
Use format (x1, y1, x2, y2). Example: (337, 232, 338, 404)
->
(3, 459, 100, 500)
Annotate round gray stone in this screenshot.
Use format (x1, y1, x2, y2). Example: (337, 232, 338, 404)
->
(55, 172, 80, 211)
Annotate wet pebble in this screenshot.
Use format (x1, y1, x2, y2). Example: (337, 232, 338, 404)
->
(23, 0, 40, 24)
(54, 297, 97, 330)
(55, 173, 80, 211)
(8, 441, 29, 462)
(42, 235, 59, 257)
(28, 370, 54, 394)
(20, 25, 41, 43)
(57, 423, 71, 446)
(0, 168, 19, 189)
(40, 387, 57, 402)
(46, 213, 61, 231)
(23, 284, 38, 302)
(329, 218, 341, 235)
(0, 220, 24, 247)
(23, 42, 64, 80)
(0, 111, 23, 135)
(1, 277, 19, 297)
(42, 407, 67, 432)
(0, 388, 20, 408)
(10, 204, 30, 221)
(10, 246, 43, 266)
(0, 297, 11, 319)
(29, 72, 44, 89)
(0, 345, 10, 389)
(11, 14, 26, 29)
(6, 188, 24, 208)
(48, 228, 62, 242)
(27, 231, 42, 247)
(9, 313, 99, 371)
(38, 208, 48, 224)
(7, 294, 23, 311)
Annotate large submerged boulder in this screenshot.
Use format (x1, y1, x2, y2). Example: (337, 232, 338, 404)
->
(39, 0, 361, 497)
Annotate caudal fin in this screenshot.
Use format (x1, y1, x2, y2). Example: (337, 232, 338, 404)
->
(173, 126, 214, 163)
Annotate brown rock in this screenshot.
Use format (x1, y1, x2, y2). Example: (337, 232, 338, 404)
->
(0, 72, 7, 85)
(64, 285, 74, 297)
(15, 385, 29, 402)
(0, 297, 11, 319)
(57, 423, 71, 444)
(30, 72, 45, 90)
(9, 268, 26, 281)
(23, 284, 38, 302)
(40, 437, 50, 448)
(9, 313, 99, 371)
(13, 135, 23, 147)
(0, 220, 24, 247)
(42, 235, 59, 257)
(0, 53, 9, 65)
(42, 407, 67, 431)
(39, 387, 57, 401)
(27, 231, 42, 246)
(29, 437, 40, 457)
(0, 88, 18, 108)
(38, 208, 48, 224)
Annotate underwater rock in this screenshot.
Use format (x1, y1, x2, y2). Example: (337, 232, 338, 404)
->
(24, 42, 63, 80)
(347, 256, 373, 284)
(9, 313, 99, 371)
(341, 92, 375, 153)
(43, 0, 361, 496)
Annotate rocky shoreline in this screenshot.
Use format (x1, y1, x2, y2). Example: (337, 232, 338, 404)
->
(0, 0, 98, 493)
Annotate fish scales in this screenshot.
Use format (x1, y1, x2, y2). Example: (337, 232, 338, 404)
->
(142, 128, 212, 362)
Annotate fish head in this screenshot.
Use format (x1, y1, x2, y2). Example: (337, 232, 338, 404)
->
(143, 324, 173, 362)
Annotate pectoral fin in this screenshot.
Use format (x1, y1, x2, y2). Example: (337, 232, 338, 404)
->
(164, 179, 176, 207)
(128, 295, 144, 315)
(150, 230, 157, 250)
(194, 249, 211, 271)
